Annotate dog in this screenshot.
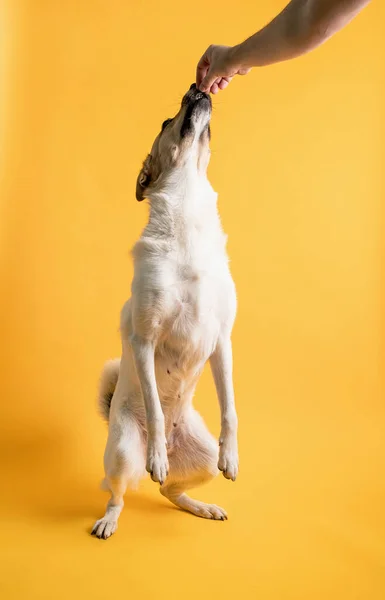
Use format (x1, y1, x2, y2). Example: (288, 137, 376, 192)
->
(92, 83, 238, 539)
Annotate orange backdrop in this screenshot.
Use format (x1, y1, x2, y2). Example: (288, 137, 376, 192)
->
(1, 1, 384, 598)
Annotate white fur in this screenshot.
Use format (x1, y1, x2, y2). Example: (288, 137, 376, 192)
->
(92, 91, 238, 539)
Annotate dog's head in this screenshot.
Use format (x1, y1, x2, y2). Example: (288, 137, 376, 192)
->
(136, 84, 212, 201)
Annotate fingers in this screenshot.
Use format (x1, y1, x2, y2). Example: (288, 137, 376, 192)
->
(196, 65, 208, 90)
(200, 69, 218, 94)
(197, 45, 220, 92)
(196, 45, 238, 94)
(211, 78, 220, 94)
(196, 47, 211, 90)
(205, 77, 232, 95)
(218, 76, 232, 90)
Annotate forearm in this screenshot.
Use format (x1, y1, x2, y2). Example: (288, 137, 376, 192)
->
(233, 0, 371, 68)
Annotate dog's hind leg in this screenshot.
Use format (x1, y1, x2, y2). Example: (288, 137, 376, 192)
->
(92, 410, 146, 539)
(160, 410, 227, 520)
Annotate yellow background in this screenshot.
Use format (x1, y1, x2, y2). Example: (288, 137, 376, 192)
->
(1, 1, 384, 598)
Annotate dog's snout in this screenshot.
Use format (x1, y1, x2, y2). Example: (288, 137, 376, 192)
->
(180, 84, 212, 136)
(185, 82, 211, 105)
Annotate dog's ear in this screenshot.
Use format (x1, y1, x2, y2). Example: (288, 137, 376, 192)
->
(136, 154, 152, 202)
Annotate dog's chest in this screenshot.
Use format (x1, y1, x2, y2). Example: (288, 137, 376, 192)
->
(134, 199, 235, 367)
(159, 251, 229, 364)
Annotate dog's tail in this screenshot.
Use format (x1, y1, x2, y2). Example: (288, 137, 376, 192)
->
(98, 358, 120, 422)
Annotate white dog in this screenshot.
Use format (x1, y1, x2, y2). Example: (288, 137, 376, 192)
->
(92, 84, 238, 539)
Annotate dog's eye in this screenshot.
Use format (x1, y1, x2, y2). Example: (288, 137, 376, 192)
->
(161, 119, 172, 131)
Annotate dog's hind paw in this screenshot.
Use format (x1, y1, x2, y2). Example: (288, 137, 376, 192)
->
(189, 501, 228, 520)
(91, 518, 118, 540)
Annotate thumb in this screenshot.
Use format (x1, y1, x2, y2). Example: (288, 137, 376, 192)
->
(200, 69, 217, 93)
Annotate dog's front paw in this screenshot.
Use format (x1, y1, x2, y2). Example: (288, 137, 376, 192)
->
(91, 518, 118, 540)
(146, 437, 169, 485)
(218, 436, 238, 481)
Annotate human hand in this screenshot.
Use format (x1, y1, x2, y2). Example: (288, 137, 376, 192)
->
(196, 44, 250, 94)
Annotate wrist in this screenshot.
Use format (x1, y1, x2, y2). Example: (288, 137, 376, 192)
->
(230, 42, 249, 70)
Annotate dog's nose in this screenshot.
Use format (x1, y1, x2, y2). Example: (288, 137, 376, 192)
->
(189, 82, 203, 98)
